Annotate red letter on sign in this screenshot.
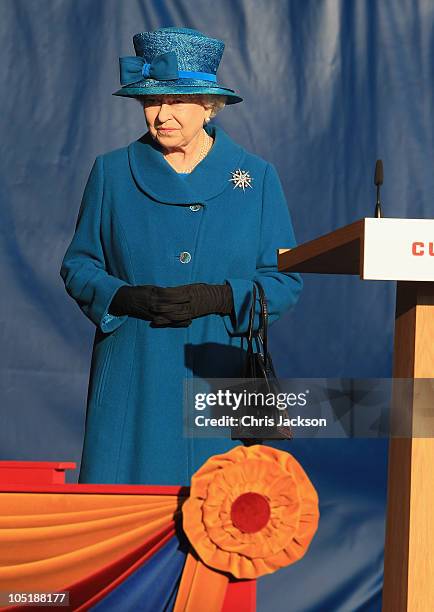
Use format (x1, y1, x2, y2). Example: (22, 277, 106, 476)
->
(429, 242, 434, 256)
(412, 242, 425, 256)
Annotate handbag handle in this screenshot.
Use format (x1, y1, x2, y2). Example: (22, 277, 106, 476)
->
(246, 283, 257, 347)
(245, 281, 269, 369)
(255, 282, 269, 367)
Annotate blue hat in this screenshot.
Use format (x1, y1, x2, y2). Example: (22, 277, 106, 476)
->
(113, 27, 243, 104)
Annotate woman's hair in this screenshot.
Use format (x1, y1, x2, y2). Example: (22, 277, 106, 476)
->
(135, 94, 227, 118)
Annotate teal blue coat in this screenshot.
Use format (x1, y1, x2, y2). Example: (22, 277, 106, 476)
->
(60, 124, 302, 485)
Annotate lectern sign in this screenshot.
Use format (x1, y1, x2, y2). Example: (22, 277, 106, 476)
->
(362, 218, 434, 281)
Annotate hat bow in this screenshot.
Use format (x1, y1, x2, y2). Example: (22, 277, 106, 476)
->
(119, 51, 179, 85)
(119, 51, 218, 86)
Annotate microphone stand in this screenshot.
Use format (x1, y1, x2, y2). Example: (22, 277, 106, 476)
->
(374, 159, 383, 218)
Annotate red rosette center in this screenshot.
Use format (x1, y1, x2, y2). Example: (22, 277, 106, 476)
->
(230, 492, 271, 533)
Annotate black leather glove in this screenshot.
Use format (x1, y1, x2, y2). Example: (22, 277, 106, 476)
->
(109, 283, 233, 327)
(150, 283, 234, 326)
(108, 285, 189, 324)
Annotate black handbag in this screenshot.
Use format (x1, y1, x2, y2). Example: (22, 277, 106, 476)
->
(231, 281, 292, 443)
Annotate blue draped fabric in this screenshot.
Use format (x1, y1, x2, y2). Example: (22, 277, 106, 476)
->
(91, 536, 185, 611)
(1, 1, 433, 610)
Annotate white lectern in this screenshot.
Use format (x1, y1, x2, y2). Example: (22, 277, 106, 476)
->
(278, 218, 434, 612)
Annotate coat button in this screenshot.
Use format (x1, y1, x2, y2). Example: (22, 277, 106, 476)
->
(189, 204, 202, 212)
(179, 251, 192, 264)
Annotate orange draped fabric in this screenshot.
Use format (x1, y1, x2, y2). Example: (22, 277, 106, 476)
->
(174, 552, 229, 612)
(174, 553, 256, 612)
(0, 492, 180, 592)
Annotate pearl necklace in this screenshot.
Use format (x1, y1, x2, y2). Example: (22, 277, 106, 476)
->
(164, 129, 213, 174)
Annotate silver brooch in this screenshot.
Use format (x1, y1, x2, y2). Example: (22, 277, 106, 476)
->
(229, 169, 254, 191)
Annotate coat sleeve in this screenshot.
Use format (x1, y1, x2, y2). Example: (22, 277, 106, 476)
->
(223, 162, 303, 336)
(60, 156, 131, 334)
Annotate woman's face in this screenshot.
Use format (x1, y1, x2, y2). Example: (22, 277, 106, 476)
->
(143, 95, 212, 150)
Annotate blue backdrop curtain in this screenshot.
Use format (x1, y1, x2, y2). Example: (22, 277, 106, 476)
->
(1, 1, 433, 610)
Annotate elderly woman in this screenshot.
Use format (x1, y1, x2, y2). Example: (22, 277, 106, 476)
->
(60, 27, 302, 485)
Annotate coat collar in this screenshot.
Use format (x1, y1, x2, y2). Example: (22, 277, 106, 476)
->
(128, 124, 245, 204)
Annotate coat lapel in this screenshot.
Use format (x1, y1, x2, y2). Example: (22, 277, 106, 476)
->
(128, 124, 245, 204)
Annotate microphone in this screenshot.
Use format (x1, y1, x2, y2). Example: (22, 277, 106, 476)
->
(374, 159, 383, 218)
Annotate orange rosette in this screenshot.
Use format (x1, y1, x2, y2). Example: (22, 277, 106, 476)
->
(182, 445, 319, 579)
